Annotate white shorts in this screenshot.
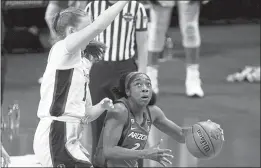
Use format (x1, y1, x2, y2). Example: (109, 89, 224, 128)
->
(33, 118, 92, 167)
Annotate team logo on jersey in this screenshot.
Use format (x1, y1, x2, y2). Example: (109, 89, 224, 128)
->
(123, 13, 134, 22)
(130, 126, 136, 130)
(128, 132, 148, 141)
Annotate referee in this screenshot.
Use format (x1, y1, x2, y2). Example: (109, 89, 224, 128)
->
(84, 0, 148, 164)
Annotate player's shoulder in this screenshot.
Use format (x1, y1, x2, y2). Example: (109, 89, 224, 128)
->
(148, 105, 161, 112)
(47, 40, 69, 65)
(52, 39, 65, 48)
(113, 102, 129, 114)
(110, 101, 129, 115)
(49, 40, 67, 55)
(106, 102, 128, 123)
(148, 105, 163, 119)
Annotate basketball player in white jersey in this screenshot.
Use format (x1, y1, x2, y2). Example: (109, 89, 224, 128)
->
(147, 0, 210, 97)
(33, 1, 130, 167)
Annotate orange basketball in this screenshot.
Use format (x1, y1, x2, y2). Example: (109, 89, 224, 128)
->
(185, 120, 224, 159)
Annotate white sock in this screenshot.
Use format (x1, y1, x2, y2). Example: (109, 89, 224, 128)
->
(186, 64, 200, 79)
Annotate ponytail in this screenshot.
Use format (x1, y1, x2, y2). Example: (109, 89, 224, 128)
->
(83, 40, 107, 61)
(52, 12, 60, 34)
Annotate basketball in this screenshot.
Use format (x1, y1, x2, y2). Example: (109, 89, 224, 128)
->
(185, 120, 224, 159)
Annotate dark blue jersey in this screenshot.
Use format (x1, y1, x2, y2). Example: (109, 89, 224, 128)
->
(93, 98, 152, 167)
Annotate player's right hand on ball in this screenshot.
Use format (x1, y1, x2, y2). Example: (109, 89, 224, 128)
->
(100, 98, 114, 111)
(182, 126, 192, 137)
(144, 139, 174, 167)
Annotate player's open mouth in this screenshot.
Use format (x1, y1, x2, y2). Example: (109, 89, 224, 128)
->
(141, 96, 149, 100)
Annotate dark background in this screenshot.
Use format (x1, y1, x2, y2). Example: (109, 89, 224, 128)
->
(2, 0, 260, 53)
(2, 0, 261, 28)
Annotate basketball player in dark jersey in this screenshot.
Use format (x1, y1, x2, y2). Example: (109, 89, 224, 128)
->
(93, 72, 207, 167)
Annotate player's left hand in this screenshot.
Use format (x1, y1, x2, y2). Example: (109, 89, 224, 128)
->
(100, 97, 114, 111)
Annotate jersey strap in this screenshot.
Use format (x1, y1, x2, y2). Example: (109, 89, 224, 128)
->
(114, 98, 131, 146)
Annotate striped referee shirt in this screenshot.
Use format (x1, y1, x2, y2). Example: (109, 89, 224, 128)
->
(85, 0, 148, 61)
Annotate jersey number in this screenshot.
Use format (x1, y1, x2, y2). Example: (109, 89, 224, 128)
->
(83, 82, 87, 101)
(131, 143, 140, 150)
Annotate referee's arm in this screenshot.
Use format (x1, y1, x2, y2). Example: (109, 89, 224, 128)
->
(135, 3, 148, 73)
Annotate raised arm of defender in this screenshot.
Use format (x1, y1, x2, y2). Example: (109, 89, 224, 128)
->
(65, 1, 129, 53)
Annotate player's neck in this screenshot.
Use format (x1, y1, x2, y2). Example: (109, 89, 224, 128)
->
(128, 99, 146, 118)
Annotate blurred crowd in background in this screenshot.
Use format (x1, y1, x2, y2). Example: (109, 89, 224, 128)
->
(1, 0, 260, 54)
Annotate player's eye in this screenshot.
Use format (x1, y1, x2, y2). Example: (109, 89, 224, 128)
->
(136, 83, 142, 87)
(146, 82, 152, 87)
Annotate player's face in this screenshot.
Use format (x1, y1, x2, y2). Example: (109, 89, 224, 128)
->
(128, 74, 153, 106)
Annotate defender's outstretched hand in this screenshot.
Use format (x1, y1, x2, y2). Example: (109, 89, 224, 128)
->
(100, 98, 114, 111)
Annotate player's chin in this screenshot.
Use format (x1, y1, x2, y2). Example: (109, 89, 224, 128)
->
(139, 98, 150, 106)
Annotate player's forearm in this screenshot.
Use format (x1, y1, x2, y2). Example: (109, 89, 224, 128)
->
(156, 119, 186, 143)
(164, 126, 185, 144)
(86, 103, 105, 122)
(104, 146, 148, 160)
(136, 31, 148, 73)
(65, 1, 129, 53)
